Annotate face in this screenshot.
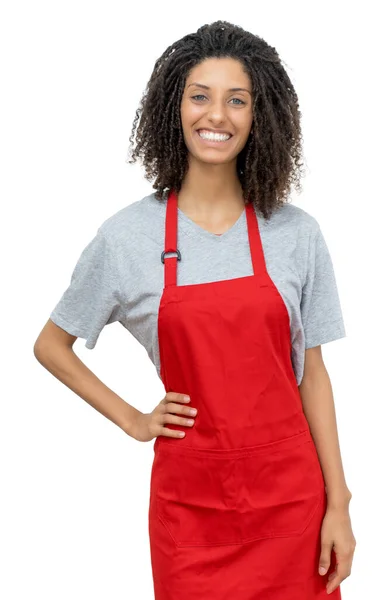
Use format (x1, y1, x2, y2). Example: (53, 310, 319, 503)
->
(180, 57, 253, 166)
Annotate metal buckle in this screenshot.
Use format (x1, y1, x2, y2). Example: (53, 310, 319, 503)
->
(161, 248, 181, 264)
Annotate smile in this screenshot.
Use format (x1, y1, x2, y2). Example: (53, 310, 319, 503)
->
(196, 129, 233, 143)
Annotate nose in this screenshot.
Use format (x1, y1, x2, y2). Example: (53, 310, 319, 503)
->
(204, 96, 229, 124)
(207, 105, 227, 125)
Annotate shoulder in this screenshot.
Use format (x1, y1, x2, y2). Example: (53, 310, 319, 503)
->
(96, 192, 164, 249)
(262, 201, 321, 243)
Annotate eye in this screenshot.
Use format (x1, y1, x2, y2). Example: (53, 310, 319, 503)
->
(190, 95, 246, 105)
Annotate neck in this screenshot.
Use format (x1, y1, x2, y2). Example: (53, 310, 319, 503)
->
(177, 157, 244, 216)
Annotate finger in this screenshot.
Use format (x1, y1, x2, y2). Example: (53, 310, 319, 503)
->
(326, 562, 351, 594)
(326, 561, 340, 594)
(164, 401, 197, 417)
(326, 571, 342, 594)
(162, 413, 195, 428)
(164, 392, 191, 404)
(318, 541, 333, 575)
(159, 425, 186, 438)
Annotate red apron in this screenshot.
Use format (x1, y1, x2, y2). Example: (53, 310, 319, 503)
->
(148, 189, 341, 600)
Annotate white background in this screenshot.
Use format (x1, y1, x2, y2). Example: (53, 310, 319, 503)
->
(1, 1, 387, 598)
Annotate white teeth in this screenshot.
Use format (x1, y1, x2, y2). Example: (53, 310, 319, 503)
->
(198, 130, 231, 141)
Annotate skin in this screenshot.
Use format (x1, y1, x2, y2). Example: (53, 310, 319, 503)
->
(34, 56, 355, 594)
(177, 58, 253, 229)
(298, 346, 356, 594)
(33, 320, 197, 441)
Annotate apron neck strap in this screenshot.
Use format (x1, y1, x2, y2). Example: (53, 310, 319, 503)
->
(245, 201, 267, 276)
(162, 189, 180, 288)
(162, 189, 266, 288)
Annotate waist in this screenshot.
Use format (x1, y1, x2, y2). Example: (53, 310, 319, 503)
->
(154, 428, 313, 458)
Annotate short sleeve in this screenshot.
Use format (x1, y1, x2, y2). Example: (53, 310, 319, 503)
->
(301, 225, 346, 349)
(49, 228, 124, 349)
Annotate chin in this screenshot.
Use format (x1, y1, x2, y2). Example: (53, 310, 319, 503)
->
(197, 154, 237, 166)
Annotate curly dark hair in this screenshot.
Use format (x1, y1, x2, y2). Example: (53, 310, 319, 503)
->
(126, 20, 306, 221)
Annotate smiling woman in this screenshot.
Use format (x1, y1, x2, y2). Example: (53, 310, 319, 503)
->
(181, 63, 253, 161)
(125, 21, 305, 221)
(39, 18, 354, 600)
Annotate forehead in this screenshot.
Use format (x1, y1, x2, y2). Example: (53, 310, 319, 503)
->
(185, 57, 252, 90)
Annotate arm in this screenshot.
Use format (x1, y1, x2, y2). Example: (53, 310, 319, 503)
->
(298, 345, 351, 508)
(33, 319, 196, 441)
(34, 319, 142, 433)
(299, 345, 356, 594)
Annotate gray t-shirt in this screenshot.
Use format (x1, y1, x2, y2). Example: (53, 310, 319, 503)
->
(49, 191, 346, 386)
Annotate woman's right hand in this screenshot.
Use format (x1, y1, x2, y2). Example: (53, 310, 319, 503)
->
(129, 392, 197, 442)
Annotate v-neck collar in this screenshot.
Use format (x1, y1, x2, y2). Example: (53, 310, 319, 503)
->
(177, 205, 247, 241)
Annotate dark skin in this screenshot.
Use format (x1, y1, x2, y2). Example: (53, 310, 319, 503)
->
(33, 319, 197, 441)
(35, 21, 356, 594)
(126, 19, 305, 222)
(299, 346, 356, 593)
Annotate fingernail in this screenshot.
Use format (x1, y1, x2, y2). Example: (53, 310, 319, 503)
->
(319, 566, 327, 575)
(183, 396, 190, 402)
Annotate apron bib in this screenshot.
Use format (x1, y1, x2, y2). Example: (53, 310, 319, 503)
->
(148, 189, 341, 599)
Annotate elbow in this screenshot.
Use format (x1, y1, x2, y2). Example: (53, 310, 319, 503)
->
(33, 335, 51, 366)
(33, 318, 77, 364)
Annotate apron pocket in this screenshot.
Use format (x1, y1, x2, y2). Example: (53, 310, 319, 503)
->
(154, 444, 240, 547)
(235, 431, 324, 544)
(153, 430, 324, 547)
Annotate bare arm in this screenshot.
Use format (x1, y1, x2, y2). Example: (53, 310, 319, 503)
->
(299, 345, 356, 594)
(33, 319, 197, 441)
(33, 319, 143, 434)
(298, 345, 351, 508)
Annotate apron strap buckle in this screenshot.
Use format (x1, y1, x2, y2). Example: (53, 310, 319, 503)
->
(161, 248, 181, 264)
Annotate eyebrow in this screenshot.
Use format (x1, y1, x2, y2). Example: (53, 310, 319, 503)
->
(187, 82, 252, 95)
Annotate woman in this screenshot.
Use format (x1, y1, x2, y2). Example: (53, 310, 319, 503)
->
(34, 20, 356, 599)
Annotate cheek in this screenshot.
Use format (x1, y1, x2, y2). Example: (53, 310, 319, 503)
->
(181, 102, 204, 127)
(233, 113, 252, 132)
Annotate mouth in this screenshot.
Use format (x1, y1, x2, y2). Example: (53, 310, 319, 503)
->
(195, 129, 233, 145)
